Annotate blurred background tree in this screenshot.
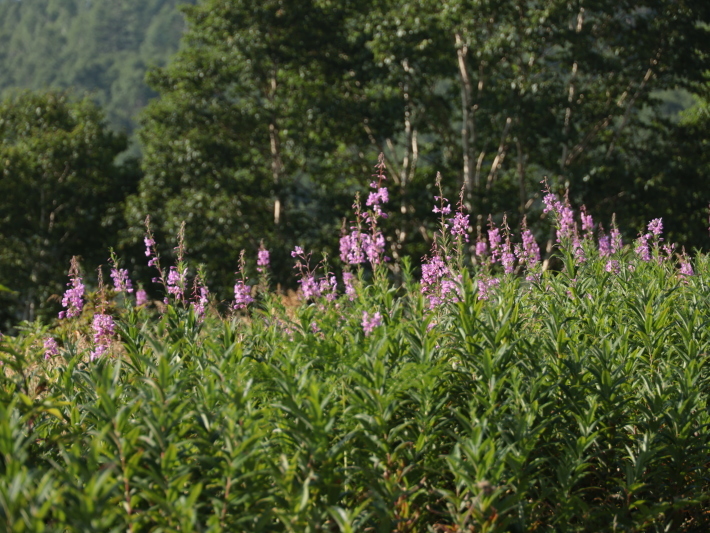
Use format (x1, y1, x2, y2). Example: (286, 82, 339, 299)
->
(0, 0, 194, 140)
(0, 92, 140, 329)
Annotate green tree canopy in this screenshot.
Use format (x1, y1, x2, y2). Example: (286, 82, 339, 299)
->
(0, 91, 139, 329)
(134, 0, 710, 294)
(132, 0, 376, 293)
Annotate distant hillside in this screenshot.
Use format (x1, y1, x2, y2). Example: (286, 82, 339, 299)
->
(0, 0, 195, 135)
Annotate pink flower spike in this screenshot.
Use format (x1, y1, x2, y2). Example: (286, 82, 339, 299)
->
(610, 227, 623, 253)
(362, 311, 382, 336)
(598, 234, 611, 257)
(144, 236, 155, 257)
(449, 212, 470, 242)
(343, 272, 356, 301)
(110, 268, 134, 294)
(679, 261, 693, 278)
(136, 289, 148, 306)
(605, 260, 620, 274)
(166, 266, 187, 301)
(257, 248, 270, 273)
(648, 218, 663, 237)
(518, 227, 540, 267)
(635, 233, 651, 262)
(43, 337, 59, 360)
(59, 259, 84, 319)
(90, 313, 115, 361)
(433, 204, 452, 215)
(580, 206, 594, 234)
(233, 281, 254, 309)
(475, 239, 488, 257)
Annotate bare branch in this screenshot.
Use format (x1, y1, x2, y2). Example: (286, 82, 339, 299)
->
(606, 66, 655, 159)
(487, 116, 512, 188)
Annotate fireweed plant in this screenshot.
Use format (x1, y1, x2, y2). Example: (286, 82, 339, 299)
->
(2, 157, 710, 531)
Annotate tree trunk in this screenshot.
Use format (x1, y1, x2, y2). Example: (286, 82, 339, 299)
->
(268, 73, 283, 226)
(455, 33, 475, 207)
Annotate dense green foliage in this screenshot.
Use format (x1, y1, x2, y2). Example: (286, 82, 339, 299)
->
(0, 92, 140, 329)
(3, 217, 710, 531)
(0, 0, 193, 135)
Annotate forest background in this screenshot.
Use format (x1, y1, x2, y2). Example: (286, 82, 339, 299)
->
(0, 0, 708, 331)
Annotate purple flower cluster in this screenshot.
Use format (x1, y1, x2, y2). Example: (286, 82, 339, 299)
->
(319, 275, 338, 302)
(340, 155, 389, 266)
(488, 220, 502, 264)
(297, 273, 338, 301)
(678, 248, 693, 279)
(291, 246, 336, 301)
(368, 154, 389, 219)
(600, 227, 623, 256)
(605, 260, 621, 274)
(516, 226, 540, 268)
(598, 234, 611, 256)
(635, 233, 651, 262)
(432, 189, 471, 243)
(421, 251, 462, 309)
(343, 272, 356, 301)
(475, 238, 488, 258)
(362, 311, 382, 336)
(501, 238, 516, 274)
(433, 196, 452, 215)
(167, 266, 187, 301)
(542, 192, 559, 215)
(257, 248, 270, 274)
(648, 218, 663, 237)
(256, 242, 271, 274)
(477, 275, 501, 300)
(635, 218, 664, 262)
(580, 206, 594, 235)
(367, 187, 389, 210)
(449, 212, 470, 242)
(679, 259, 693, 278)
(110, 268, 133, 294)
(340, 231, 386, 265)
(136, 289, 148, 306)
(145, 236, 158, 268)
(662, 243, 676, 259)
(90, 313, 115, 361)
(233, 281, 254, 310)
(340, 232, 366, 264)
(299, 274, 320, 300)
(59, 270, 85, 319)
(195, 287, 209, 318)
(543, 192, 576, 243)
(43, 337, 59, 360)
(193, 277, 209, 321)
(558, 205, 576, 242)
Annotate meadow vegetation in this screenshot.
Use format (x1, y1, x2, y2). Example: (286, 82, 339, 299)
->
(2, 158, 710, 531)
